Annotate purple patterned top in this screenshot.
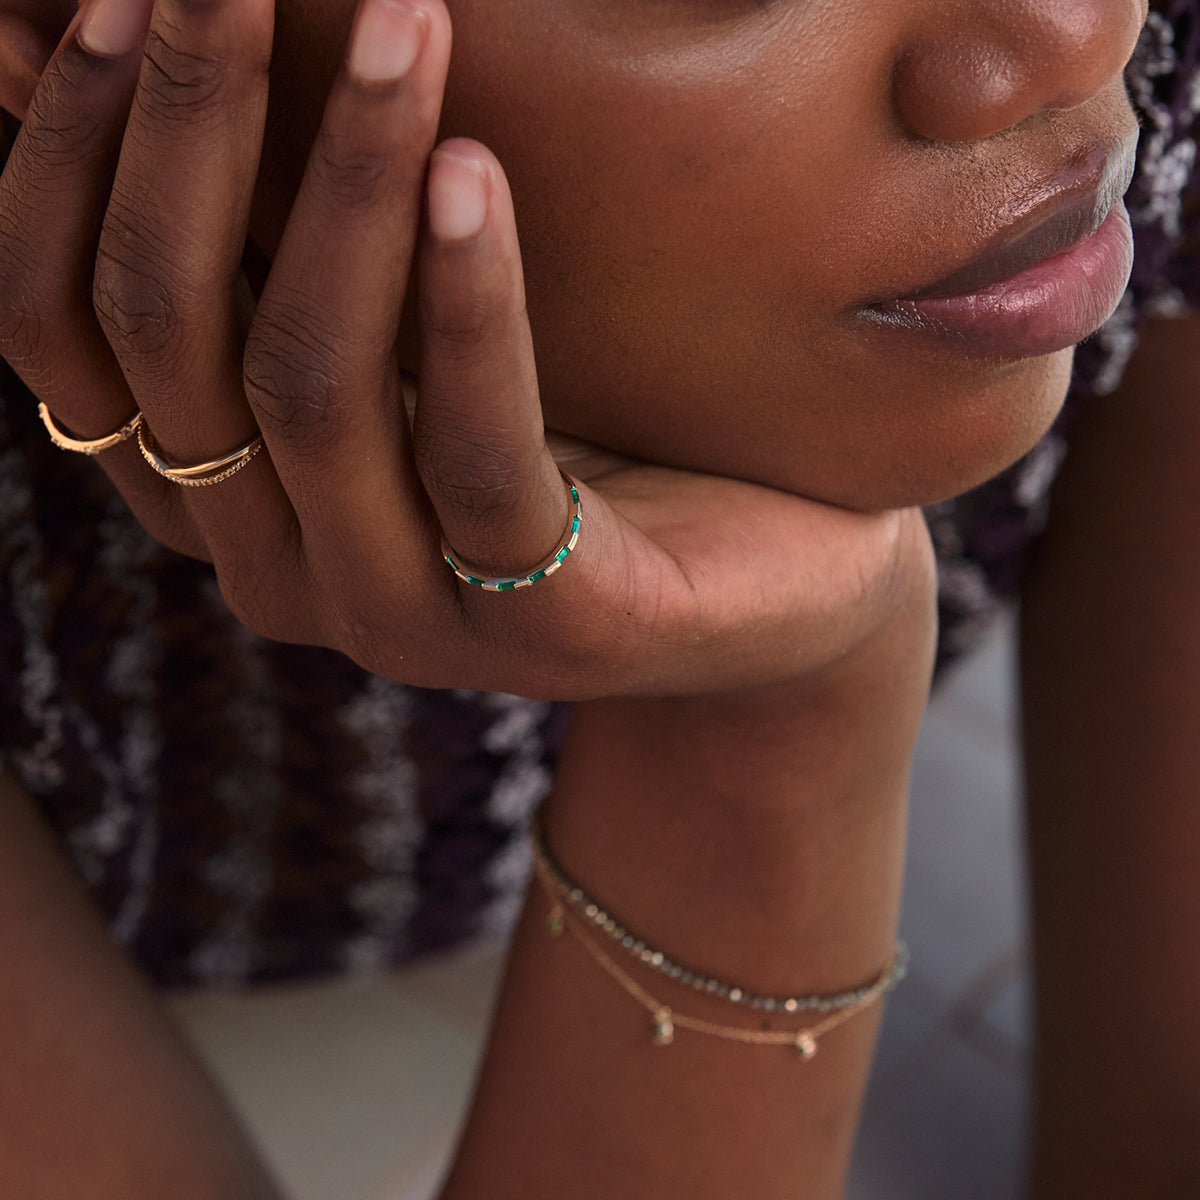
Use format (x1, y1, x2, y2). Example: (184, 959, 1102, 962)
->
(1, 4, 1197, 987)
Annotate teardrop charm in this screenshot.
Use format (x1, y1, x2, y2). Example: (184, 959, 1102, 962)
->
(793, 1032, 818, 1060)
(652, 1007, 675, 1046)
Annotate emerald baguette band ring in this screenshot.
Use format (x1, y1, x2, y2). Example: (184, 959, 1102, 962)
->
(442, 472, 582, 592)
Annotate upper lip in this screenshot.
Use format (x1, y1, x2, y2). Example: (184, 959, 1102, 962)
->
(890, 130, 1139, 302)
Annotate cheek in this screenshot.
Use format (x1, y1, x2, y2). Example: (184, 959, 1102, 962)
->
(436, 30, 871, 454)
(439, 7, 872, 326)
(437, 14, 1070, 509)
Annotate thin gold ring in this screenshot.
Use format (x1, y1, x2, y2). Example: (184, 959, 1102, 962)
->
(38, 402, 143, 455)
(137, 421, 264, 488)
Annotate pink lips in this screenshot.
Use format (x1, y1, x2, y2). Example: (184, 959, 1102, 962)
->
(866, 205, 1134, 359)
(862, 136, 1138, 360)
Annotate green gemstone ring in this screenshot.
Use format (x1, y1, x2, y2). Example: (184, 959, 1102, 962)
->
(441, 471, 582, 593)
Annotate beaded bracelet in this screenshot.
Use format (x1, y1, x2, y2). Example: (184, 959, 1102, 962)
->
(532, 825, 909, 1058)
(534, 825, 908, 1015)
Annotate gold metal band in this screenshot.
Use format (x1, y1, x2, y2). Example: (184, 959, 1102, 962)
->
(38, 403, 143, 455)
(137, 422, 264, 488)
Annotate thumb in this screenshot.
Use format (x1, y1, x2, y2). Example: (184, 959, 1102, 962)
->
(415, 141, 578, 590)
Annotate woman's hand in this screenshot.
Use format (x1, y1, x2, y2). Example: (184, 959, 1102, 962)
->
(0, 0, 934, 701)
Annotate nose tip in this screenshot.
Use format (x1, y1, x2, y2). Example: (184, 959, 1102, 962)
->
(892, 0, 1147, 143)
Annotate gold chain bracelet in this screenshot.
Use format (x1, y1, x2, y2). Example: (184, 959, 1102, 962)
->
(532, 830, 908, 1060)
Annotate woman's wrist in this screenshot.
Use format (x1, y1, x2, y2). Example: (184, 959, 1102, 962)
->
(540, 597, 934, 997)
(440, 585, 932, 1200)
(552, 527, 936, 814)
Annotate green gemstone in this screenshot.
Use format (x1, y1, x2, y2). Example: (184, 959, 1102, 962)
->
(496, 580, 517, 592)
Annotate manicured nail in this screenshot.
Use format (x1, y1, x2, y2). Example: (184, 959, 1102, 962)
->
(78, 0, 154, 58)
(348, 0, 426, 84)
(429, 151, 490, 241)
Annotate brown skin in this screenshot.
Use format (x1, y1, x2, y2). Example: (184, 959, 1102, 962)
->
(0, 769, 285, 1200)
(264, 0, 1143, 509)
(0, 0, 925, 703)
(0, 0, 1165, 1197)
(0, 0, 1143, 700)
(1022, 313, 1200, 1199)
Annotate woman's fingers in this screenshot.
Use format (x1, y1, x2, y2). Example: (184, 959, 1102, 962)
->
(0, 0, 202, 556)
(243, 0, 453, 600)
(91, 0, 272, 465)
(0, 6, 146, 434)
(2, 0, 874, 700)
(86, 0, 313, 621)
(415, 141, 577, 586)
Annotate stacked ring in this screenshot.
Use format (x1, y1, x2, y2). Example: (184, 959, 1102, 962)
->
(39, 403, 143, 455)
(138, 422, 264, 488)
(442, 472, 582, 592)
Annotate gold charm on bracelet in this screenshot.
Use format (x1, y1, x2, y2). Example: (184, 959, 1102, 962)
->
(533, 829, 908, 1059)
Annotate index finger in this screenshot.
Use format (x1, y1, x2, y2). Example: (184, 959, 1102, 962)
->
(239, 0, 453, 580)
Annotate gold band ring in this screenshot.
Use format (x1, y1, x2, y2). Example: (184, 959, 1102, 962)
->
(138, 422, 264, 488)
(39, 403, 143, 455)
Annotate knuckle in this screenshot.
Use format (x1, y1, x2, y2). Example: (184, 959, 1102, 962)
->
(305, 130, 395, 215)
(92, 234, 187, 368)
(9, 85, 109, 177)
(243, 301, 355, 438)
(419, 428, 526, 524)
(491, 620, 616, 701)
(323, 590, 454, 689)
(0, 233, 82, 395)
(0, 238, 50, 372)
(419, 291, 498, 360)
(134, 28, 236, 128)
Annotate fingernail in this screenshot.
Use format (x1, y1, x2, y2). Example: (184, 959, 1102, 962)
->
(348, 0, 427, 84)
(78, 0, 154, 58)
(429, 151, 490, 241)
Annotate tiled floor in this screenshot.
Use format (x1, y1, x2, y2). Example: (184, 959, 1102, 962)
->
(171, 615, 1030, 1200)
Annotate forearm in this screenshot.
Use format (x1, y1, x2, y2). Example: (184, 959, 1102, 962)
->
(0, 770, 285, 1200)
(441, 538, 935, 1200)
(1021, 313, 1200, 1196)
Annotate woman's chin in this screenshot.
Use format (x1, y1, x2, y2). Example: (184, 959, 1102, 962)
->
(777, 350, 1075, 513)
(541, 343, 1073, 514)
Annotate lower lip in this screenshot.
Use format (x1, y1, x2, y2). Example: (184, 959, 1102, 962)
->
(861, 204, 1134, 360)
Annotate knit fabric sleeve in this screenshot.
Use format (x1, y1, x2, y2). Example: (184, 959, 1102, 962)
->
(1128, 0, 1200, 311)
